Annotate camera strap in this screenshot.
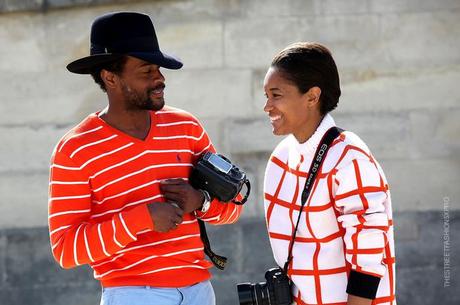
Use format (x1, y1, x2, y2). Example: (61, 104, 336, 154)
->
(283, 126, 343, 273)
(198, 219, 228, 270)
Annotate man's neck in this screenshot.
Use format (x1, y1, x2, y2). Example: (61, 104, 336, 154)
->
(99, 106, 151, 140)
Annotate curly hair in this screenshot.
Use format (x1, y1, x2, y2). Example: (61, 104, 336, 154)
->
(271, 42, 341, 115)
(90, 56, 128, 92)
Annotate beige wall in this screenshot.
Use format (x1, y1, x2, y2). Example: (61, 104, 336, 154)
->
(1, 0, 459, 229)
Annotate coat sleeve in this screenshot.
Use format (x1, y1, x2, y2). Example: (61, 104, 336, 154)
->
(48, 150, 154, 269)
(333, 156, 390, 297)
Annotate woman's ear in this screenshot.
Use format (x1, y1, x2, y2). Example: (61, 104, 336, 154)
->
(305, 86, 321, 109)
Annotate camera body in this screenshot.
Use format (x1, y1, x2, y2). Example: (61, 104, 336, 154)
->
(190, 152, 250, 204)
(237, 267, 292, 305)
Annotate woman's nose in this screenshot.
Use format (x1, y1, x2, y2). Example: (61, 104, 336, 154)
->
(263, 99, 273, 112)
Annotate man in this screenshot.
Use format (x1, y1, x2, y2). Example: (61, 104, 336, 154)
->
(48, 12, 242, 305)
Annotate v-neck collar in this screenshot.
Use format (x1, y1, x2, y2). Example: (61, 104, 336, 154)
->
(92, 111, 156, 144)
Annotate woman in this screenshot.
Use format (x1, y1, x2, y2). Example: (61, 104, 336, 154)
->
(263, 42, 396, 305)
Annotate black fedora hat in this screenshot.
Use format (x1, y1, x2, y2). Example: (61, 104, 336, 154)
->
(67, 12, 183, 74)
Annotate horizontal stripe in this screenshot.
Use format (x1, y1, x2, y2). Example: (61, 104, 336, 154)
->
(345, 248, 384, 255)
(58, 126, 103, 153)
(91, 253, 124, 268)
(49, 225, 71, 236)
(70, 134, 118, 158)
(265, 193, 332, 212)
(155, 110, 186, 115)
(91, 194, 163, 218)
(94, 167, 185, 193)
(194, 143, 211, 156)
(49, 194, 91, 202)
(89, 151, 194, 179)
(156, 121, 198, 127)
(94, 247, 203, 278)
(78, 142, 134, 169)
(93, 179, 167, 205)
(153, 132, 204, 141)
(49, 209, 91, 219)
(50, 180, 88, 185)
(269, 231, 342, 243)
(139, 264, 205, 276)
(118, 234, 201, 254)
(289, 266, 348, 276)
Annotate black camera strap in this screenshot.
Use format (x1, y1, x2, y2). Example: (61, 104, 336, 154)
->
(283, 126, 343, 273)
(198, 219, 227, 270)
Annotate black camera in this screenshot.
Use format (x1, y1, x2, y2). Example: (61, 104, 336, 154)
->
(237, 267, 292, 305)
(190, 152, 250, 205)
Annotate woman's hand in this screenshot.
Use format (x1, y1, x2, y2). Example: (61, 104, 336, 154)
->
(347, 294, 373, 305)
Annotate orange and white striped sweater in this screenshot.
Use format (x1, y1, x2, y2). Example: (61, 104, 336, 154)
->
(48, 106, 242, 288)
(264, 114, 395, 305)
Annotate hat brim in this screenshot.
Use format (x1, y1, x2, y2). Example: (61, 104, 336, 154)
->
(66, 51, 183, 74)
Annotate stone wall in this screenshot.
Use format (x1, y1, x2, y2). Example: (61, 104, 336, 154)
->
(0, 0, 459, 304)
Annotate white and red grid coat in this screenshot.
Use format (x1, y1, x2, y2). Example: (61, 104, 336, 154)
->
(263, 114, 396, 305)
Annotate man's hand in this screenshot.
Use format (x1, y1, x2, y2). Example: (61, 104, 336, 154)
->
(160, 179, 204, 214)
(147, 201, 184, 232)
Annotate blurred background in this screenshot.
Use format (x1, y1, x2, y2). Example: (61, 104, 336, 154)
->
(0, 0, 459, 304)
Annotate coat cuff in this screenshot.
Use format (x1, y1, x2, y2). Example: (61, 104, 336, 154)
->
(346, 270, 381, 299)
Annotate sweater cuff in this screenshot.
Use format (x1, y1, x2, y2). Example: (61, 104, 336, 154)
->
(121, 204, 154, 234)
(346, 270, 381, 299)
(194, 198, 220, 219)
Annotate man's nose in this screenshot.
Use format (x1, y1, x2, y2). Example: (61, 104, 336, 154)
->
(155, 70, 165, 82)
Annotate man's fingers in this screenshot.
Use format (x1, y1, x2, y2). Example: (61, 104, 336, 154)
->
(173, 215, 183, 225)
(160, 178, 186, 185)
(174, 206, 184, 216)
(164, 192, 183, 203)
(160, 184, 185, 194)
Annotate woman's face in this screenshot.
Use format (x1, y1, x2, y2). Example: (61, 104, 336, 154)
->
(263, 67, 320, 142)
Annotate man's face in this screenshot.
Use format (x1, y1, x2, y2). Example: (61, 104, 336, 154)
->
(117, 56, 166, 111)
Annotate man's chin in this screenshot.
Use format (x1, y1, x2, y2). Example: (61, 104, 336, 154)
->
(139, 99, 164, 111)
(150, 99, 165, 111)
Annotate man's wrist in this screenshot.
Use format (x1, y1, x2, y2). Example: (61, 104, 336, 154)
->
(198, 189, 211, 213)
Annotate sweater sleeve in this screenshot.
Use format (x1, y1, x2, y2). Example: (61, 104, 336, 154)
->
(191, 120, 243, 225)
(334, 157, 390, 298)
(48, 150, 154, 269)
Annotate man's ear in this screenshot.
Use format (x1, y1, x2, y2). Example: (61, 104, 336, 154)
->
(305, 86, 321, 108)
(100, 69, 118, 90)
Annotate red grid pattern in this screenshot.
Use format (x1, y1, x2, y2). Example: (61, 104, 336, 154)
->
(264, 129, 396, 305)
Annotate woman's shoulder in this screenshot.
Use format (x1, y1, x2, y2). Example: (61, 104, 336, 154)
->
(330, 130, 376, 167)
(341, 130, 370, 151)
(270, 135, 295, 160)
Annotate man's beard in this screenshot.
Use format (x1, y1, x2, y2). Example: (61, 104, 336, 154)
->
(120, 82, 165, 111)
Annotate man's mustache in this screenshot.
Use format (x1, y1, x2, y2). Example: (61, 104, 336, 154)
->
(149, 83, 166, 93)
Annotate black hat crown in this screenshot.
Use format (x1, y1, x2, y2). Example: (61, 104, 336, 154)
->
(67, 12, 182, 74)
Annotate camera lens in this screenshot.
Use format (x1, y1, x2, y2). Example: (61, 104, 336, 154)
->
(237, 282, 271, 305)
(237, 283, 254, 305)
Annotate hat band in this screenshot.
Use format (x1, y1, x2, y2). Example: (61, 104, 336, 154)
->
(90, 36, 160, 55)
